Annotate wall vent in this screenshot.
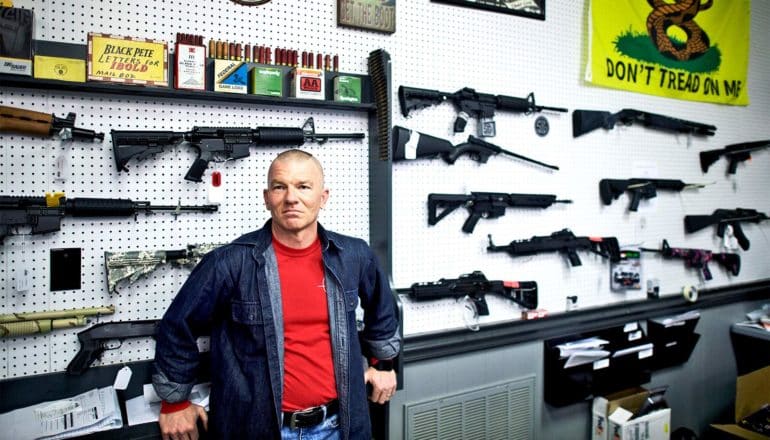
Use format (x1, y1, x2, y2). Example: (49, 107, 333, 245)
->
(405, 376, 535, 439)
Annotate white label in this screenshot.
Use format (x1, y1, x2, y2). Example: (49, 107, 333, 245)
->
(114, 366, 133, 390)
(404, 132, 419, 160)
(638, 348, 654, 359)
(593, 358, 610, 370)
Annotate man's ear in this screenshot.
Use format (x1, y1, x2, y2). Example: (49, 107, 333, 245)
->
(263, 189, 271, 210)
(321, 188, 330, 208)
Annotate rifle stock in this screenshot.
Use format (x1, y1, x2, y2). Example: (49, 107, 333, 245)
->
(0, 105, 104, 141)
(572, 110, 612, 137)
(683, 214, 718, 233)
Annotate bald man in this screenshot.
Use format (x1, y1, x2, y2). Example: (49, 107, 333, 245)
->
(153, 149, 400, 440)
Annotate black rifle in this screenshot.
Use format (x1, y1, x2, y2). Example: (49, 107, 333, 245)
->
(684, 208, 769, 250)
(699, 139, 770, 174)
(400, 271, 538, 315)
(487, 229, 621, 266)
(0, 193, 218, 244)
(111, 117, 365, 182)
(639, 239, 740, 281)
(398, 85, 567, 138)
(428, 192, 572, 233)
(392, 126, 559, 170)
(572, 108, 716, 137)
(0, 105, 104, 141)
(67, 320, 159, 375)
(599, 178, 707, 211)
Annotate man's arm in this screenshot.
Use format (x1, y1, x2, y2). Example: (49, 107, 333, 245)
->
(152, 250, 231, 436)
(358, 247, 401, 403)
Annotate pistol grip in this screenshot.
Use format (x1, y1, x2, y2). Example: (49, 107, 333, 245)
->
(185, 158, 210, 182)
(566, 250, 582, 266)
(461, 212, 482, 233)
(66, 342, 103, 376)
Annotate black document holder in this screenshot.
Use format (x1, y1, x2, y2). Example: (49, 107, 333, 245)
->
(647, 314, 701, 370)
(544, 322, 653, 407)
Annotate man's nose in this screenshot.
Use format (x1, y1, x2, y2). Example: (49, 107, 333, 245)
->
(285, 186, 299, 202)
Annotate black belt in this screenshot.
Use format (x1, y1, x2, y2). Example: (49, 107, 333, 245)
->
(282, 399, 339, 429)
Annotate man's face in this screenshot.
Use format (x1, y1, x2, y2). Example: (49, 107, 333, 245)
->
(264, 157, 329, 237)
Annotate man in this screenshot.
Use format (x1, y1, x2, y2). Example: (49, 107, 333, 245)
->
(153, 149, 401, 439)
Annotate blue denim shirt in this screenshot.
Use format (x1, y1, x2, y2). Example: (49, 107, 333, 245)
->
(152, 221, 400, 439)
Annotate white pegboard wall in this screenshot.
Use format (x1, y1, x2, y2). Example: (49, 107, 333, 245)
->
(2, 0, 770, 372)
(390, 1, 770, 337)
(1, 0, 379, 378)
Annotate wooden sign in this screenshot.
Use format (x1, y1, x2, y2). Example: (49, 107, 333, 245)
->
(87, 33, 168, 86)
(337, 0, 396, 34)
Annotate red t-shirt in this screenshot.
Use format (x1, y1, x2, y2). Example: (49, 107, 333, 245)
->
(273, 236, 338, 411)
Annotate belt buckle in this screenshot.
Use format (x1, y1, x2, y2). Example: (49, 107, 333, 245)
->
(289, 404, 326, 429)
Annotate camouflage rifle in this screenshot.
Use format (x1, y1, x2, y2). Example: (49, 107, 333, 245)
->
(105, 243, 225, 293)
(0, 305, 115, 338)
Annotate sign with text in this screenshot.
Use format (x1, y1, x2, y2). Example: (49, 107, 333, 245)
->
(337, 0, 395, 34)
(87, 33, 168, 86)
(587, 0, 750, 105)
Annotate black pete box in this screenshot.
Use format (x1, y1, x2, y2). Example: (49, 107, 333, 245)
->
(0, 6, 34, 76)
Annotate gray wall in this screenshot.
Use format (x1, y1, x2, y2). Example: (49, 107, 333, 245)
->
(389, 299, 766, 439)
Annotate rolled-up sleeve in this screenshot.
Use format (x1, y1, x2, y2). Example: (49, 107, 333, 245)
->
(152, 250, 232, 402)
(358, 248, 401, 360)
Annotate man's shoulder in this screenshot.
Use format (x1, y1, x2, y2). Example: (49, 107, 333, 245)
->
(324, 228, 369, 250)
(231, 226, 270, 247)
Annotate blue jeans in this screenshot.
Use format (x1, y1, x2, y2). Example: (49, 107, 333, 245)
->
(280, 414, 341, 440)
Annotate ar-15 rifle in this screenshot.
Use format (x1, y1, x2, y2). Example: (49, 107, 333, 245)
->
(398, 85, 567, 138)
(599, 178, 708, 211)
(699, 139, 770, 174)
(0, 192, 218, 245)
(640, 239, 740, 281)
(0, 306, 115, 338)
(105, 243, 225, 293)
(392, 126, 559, 170)
(111, 117, 365, 182)
(487, 229, 621, 266)
(0, 105, 104, 141)
(400, 271, 538, 316)
(428, 192, 572, 233)
(67, 320, 159, 375)
(572, 108, 716, 138)
(684, 208, 769, 250)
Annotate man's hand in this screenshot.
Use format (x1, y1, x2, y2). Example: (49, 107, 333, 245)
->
(365, 367, 397, 404)
(159, 403, 208, 440)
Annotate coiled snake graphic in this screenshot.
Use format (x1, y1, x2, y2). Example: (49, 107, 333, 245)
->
(646, 0, 713, 61)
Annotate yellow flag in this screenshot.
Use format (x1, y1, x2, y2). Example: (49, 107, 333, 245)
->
(587, 0, 750, 105)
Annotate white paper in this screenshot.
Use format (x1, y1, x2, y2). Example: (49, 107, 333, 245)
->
(556, 337, 609, 358)
(0, 386, 122, 440)
(612, 342, 654, 358)
(564, 349, 611, 368)
(650, 310, 700, 327)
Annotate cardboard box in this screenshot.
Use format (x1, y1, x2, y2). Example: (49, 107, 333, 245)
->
(289, 67, 324, 100)
(711, 365, 770, 439)
(592, 387, 671, 440)
(250, 66, 283, 96)
(33, 40, 86, 82)
(0, 6, 34, 76)
(333, 75, 361, 103)
(213, 59, 248, 94)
